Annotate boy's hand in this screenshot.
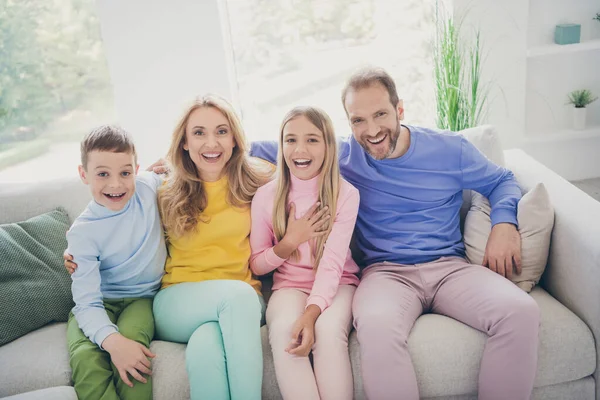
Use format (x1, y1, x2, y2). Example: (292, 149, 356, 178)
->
(63, 251, 77, 275)
(285, 305, 321, 357)
(283, 202, 330, 249)
(102, 333, 156, 388)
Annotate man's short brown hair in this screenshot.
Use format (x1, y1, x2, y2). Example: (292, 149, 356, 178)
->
(341, 67, 400, 111)
(80, 125, 137, 169)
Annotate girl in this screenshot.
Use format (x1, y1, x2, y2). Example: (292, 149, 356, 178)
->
(250, 106, 360, 400)
(153, 95, 272, 400)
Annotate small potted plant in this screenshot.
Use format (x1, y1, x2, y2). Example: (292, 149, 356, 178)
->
(567, 89, 598, 130)
(594, 12, 600, 22)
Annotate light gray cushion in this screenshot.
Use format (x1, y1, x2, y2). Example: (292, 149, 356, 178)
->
(0, 323, 71, 398)
(464, 183, 555, 292)
(2, 386, 77, 400)
(150, 340, 189, 400)
(349, 287, 595, 398)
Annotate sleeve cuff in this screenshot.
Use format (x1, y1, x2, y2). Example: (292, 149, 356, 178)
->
(306, 296, 328, 313)
(490, 208, 518, 229)
(95, 325, 119, 349)
(265, 247, 287, 267)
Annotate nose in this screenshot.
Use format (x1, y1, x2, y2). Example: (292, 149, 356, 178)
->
(293, 140, 307, 153)
(366, 119, 380, 137)
(108, 174, 120, 187)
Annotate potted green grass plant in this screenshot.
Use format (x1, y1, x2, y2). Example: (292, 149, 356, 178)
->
(567, 89, 597, 130)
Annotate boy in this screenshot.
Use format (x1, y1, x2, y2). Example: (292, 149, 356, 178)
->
(67, 125, 166, 400)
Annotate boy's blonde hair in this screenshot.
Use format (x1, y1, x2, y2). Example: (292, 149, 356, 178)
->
(80, 125, 137, 169)
(273, 106, 340, 270)
(159, 95, 272, 239)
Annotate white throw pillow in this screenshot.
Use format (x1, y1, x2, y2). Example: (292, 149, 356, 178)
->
(459, 125, 505, 166)
(463, 183, 554, 292)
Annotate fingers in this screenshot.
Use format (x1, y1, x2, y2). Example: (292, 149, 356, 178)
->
(289, 329, 313, 356)
(141, 346, 156, 359)
(513, 252, 523, 275)
(503, 256, 512, 280)
(303, 202, 321, 220)
(482, 254, 488, 268)
(135, 361, 152, 376)
(312, 214, 331, 229)
(285, 337, 301, 353)
(63, 250, 72, 261)
(308, 206, 329, 223)
(118, 368, 133, 388)
(128, 367, 147, 384)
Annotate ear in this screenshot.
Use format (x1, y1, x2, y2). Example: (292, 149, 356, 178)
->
(135, 164, 140, 175)
(397, 99, 405, 121)
(183, 142, 189, 151)
(78, 165, 89, 185)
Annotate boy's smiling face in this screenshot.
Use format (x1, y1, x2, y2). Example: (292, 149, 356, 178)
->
(78, 150, 139, 211)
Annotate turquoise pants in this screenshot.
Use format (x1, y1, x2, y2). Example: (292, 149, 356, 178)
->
(153, 280, 265, 400)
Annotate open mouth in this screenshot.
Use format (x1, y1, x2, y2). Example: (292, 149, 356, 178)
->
(202, 152, 222, 163)
(103, 192, 126, 202)
(292, 159, 312, 169)
(367, 134, 386, 145)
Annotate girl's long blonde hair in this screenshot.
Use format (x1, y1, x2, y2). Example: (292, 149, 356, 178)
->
(159, 95, 272, 240)
(272, 106, 340, 270)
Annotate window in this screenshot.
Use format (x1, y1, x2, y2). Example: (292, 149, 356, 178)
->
(0, 0, 115, 183)
(223, 0, 437, 141)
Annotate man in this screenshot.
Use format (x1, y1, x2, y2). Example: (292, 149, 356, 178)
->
(251, 67, 539, 400)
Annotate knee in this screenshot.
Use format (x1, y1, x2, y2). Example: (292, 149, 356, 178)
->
(118, 326, 152, 345)
(220, 281, 261, 312)
(186, 325, 225, 366)
(497, 294, 540, 333)
(314, 318, 349, 346)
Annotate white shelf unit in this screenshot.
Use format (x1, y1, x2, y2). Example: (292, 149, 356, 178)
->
(527, 38, 600, 58)
(523, 125, 600, 143)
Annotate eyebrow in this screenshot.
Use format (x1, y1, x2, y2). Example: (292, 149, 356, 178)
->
(191, 124, 229, 130)
(284, 132, 322, 137)
(95, 164, 134, 170)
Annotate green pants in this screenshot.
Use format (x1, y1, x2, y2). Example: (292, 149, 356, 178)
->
(67, 298, 154, 400)
(153, 280, 266, 400)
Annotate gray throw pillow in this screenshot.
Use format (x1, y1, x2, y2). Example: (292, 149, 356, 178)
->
(0, 208, 74, 345)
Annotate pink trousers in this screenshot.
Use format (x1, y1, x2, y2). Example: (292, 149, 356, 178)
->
(353, 257, 540, 400)
(267, 285, 356, 400)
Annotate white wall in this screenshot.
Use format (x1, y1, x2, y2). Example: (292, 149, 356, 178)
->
(454, 0, 600, 180)
(95, 0, 235, 166)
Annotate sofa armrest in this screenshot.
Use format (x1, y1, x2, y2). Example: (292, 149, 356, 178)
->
(505, 149, 599, 392)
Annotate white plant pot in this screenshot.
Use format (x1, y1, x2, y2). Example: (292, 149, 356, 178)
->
(573, 107, 586, 130)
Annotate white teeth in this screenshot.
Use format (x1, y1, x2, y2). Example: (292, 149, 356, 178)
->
(105, 193, 124, 198)
(294, 159, 311, 163)
(368, 135, 385, 144)
(202, 153, 221, 158)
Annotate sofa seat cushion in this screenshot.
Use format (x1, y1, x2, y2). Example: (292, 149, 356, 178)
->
(2, 386, 77, 400)
(150, 327, 283, 400)
(349, 287, 596, 398)
(0, 323, 71, 398)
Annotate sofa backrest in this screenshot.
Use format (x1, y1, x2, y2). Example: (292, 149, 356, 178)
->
(0, 177, 90, 225)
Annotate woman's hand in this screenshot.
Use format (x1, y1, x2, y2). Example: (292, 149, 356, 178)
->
(64, 251, 77, 275)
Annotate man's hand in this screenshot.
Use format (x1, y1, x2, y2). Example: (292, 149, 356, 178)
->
(482, 223, 522, 279)
(285, 305, 321, 357)
(64, 251, 77, 275)
(146, 158, 168, 175)
(102, 333, 156, 388)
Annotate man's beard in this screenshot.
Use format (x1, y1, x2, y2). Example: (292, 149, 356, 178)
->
(362, 121, 401, 160)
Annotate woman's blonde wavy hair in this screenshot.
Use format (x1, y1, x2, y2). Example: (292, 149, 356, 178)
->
(272, 106, 340, 270)
(159, 95, 272, 240)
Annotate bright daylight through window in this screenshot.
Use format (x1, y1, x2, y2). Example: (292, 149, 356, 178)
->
(223, 0, 437, 141)
(0, 0, 115, 183)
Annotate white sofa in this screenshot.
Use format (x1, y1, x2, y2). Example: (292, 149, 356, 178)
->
(0, 126, 598, 400)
